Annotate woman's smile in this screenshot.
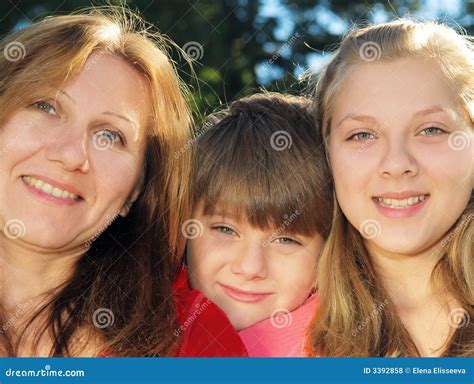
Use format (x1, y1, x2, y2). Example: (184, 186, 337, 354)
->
(21, 174, 84, 206)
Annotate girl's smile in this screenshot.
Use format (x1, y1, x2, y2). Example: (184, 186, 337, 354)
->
(372, 191, 430, 218)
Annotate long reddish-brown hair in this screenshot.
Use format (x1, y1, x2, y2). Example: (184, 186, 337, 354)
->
(0, 7, 193, 356)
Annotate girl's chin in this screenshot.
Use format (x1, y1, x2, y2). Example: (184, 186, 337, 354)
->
(365, 238, 439, 258)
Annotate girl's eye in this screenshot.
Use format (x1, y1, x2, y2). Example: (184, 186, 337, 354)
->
(348, 132, 376, 141)
(93, 130, 124, 147)
(273, 237, 300, 245)
(32, 100, 57, 116)
(213, 226, 237, 236)
(419, 127, 447, 136)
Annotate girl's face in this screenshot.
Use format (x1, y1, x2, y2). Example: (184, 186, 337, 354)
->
(329, 58, 473, 256)
(0, 52, 149, 250)
(187, 202, 322, 330)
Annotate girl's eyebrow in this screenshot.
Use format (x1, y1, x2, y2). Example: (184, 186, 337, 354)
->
(335, 114, 378, 128)
(336, 106, 450, 129)
(412, 105, 447, 118)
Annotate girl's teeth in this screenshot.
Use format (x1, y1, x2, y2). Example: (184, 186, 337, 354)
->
(22, 176, 80, 201)
(52, 187, 63, 198)
(377, 195, 427, 208)
(42, 183, 53, 194)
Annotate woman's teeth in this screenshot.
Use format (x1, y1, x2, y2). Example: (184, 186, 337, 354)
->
(22, 176, 81, 201)
(374, 195, 428, 208)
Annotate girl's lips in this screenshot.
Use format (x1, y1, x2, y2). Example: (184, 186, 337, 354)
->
(372, 195, 429, 218)
(219, 283, 273, 303)
(21, 177, 83, 206)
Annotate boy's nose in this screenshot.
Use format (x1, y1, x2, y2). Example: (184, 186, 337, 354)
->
(230, 242, 268, 280)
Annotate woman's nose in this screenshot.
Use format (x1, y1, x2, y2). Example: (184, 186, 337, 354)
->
(45, 126, 90, 173)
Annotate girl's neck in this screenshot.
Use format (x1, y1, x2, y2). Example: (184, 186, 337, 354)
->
(366, 241, 446, 304)
(366, 241, 457, 356)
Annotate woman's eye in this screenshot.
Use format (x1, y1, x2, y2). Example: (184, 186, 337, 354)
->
(213, 226, 236, 236)
(93, 130, 124, 147)
(32, 101, 57, 116)
(348, 132, 376, 141)
(419, 127, 447, 136)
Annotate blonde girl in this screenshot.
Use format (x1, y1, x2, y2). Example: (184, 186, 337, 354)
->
(308, 19, 473, 357)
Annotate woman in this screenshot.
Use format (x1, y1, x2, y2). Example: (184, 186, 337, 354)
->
(0, 7, 246, 357)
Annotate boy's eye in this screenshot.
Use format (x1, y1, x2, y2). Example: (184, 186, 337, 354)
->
(419, 126, 447, 136)
(213, 226, 237, 236)
(273, 237, 300, 245)
(348, 132, 376, 141)
(32, 100, 58, 116)
(93, 129, 124, 147)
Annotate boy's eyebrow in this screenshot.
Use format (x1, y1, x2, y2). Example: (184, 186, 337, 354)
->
(204, 210, 238, 219)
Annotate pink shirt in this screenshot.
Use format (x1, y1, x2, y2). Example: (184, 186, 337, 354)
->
(238, 295, 317, 357)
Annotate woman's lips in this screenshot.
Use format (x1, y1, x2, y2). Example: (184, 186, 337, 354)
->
(219, 283, 273, 303)
(21, 176, 83, 206)
(372, 194, 430, 218)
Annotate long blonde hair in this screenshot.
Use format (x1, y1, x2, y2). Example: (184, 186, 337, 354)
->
(307, 19, 473, 357)
(0, 7, 193, 356)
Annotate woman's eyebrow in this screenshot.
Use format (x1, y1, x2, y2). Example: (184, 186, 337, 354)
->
(102, 111, 137, 129)
(57, 90, 138, 129)
(58, 90, 75, 104)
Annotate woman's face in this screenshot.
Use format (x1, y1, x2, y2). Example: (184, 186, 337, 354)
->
(329, 58, 473, 256)
(0, 52, 150, 249)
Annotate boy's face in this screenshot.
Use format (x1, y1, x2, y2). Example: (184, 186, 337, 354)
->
(187, 202, 322, 331)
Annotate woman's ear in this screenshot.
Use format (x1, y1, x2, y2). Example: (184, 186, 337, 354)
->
(119, 164, 146, 217)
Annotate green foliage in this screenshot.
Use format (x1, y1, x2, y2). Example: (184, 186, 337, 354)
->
(0, 0, 472, 123)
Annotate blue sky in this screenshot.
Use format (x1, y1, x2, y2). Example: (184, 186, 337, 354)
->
(256, 0, 470, 84)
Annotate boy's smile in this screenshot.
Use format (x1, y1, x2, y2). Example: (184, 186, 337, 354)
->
(187, 201, 323, 331)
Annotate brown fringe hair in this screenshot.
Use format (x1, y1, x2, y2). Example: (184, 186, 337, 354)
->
(193, 92, 333, 239)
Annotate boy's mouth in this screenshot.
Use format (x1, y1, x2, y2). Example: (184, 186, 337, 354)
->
(219, 283, 273, 304)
